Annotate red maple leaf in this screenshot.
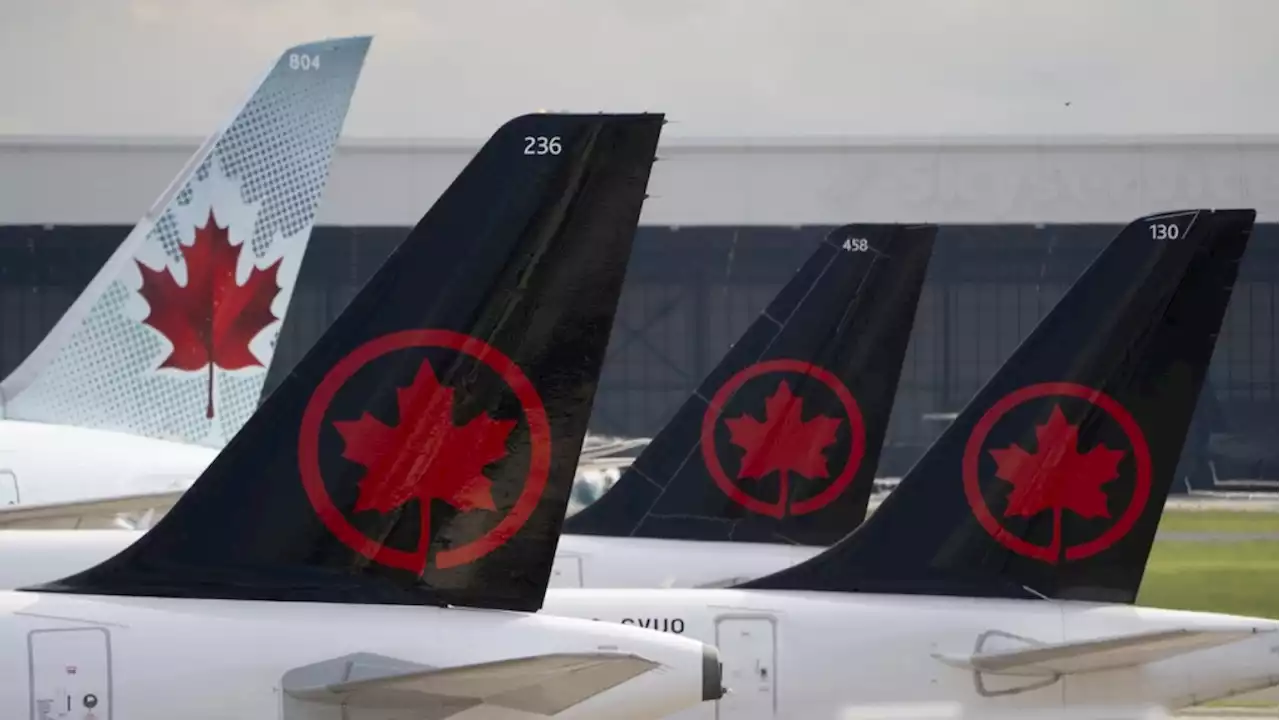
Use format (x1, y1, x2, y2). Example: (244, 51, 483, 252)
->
(989, 405, 1125, 520)
(334, 359, 516, 522)
(136, 210, 281, 419)
(724, 381, 842, 510)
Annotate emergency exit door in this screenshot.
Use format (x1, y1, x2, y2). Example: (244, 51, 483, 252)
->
(0, 470, 17, 506)
(29, 628, 112, 720)
(715, 615, 776, 720)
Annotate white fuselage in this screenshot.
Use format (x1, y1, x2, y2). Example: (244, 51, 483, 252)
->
(0, 590, 713, 719)
(0, 419, 818, 588)
(545, 590, 1278, 718)
(0, 531, 818, 591)
(551, 535, 821, 589)
(2, 532, 1275, 718)
(0, 423, 814, 591)
(0, 420, 213, 511)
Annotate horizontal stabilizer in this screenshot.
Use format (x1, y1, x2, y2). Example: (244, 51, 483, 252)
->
(0, 490, 181, 529)
(934, 628, 1269, 677)
(693, 576, 754, 589)
(285, 652, 657, 717)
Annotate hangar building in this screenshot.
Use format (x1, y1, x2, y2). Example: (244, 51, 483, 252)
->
(1, 133, 1275, 488)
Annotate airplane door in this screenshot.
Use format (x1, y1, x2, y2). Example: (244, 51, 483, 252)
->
(550, 554, 583, 587)
(0, 470, 17, 506)
(28, 628, 112, 720)
(714, 615, 776, 720)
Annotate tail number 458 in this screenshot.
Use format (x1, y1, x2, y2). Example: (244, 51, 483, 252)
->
(524, 136, 562, 155)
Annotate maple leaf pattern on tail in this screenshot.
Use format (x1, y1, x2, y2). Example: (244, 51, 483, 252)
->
(989, 405, 1125, 519)
(136, 210, 282, 418)
(334, 359, 516, 517)
(725, 381, 842, 508)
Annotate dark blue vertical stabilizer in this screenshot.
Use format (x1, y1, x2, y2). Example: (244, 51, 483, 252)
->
(567, 224, 936, 545)
(33, 114, 665, 613)
(741, 210, 1257, 604)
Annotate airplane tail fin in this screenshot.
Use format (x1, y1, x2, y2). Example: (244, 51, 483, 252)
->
(741, 209, 1256, 603)
(566, 225, 936, 545)
(0, 37, 370, 447)
(32, 113, 666, 612)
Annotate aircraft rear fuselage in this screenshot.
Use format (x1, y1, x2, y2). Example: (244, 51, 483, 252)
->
(544, 588, 1280, 718)
(551, 535, 822, 588)
(0, 528, 824, 590)
(1, 533, 1277, 717)
(0, 420, 210, 516)
(0, 590, 716, 719)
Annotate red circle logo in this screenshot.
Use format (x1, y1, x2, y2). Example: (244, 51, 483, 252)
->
(699, 359, 865, 518)
(298, 330, 551, 573)
(962, 382, 1151, 564)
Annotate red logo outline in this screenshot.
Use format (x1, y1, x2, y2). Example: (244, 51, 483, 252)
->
(700, 358, 866, 518)
(962, 381, 1152, 563)
(298, 329, 551, 572)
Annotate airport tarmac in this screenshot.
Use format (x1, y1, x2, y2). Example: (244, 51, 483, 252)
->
(864, 492, 1279, 516)
(1177, 710, 1278, 719)
(1164, 495, 1280, 513)
(1157, 532, 1277, 542)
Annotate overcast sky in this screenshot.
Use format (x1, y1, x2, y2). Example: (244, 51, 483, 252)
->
(0, 0, 1275, 139)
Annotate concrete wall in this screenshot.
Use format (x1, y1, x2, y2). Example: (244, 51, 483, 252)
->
(1, 134, 1274, 227)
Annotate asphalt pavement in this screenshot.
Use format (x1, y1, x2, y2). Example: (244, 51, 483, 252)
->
(1156, 531, 1278, 542)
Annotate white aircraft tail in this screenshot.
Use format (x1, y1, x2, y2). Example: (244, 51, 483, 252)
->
(0, 37, 371, 447)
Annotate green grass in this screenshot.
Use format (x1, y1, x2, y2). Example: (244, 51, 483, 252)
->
(1203, 697, 1279, 709)
(1138, 538, 1278, 619)
(1139, 509, 1278, 707)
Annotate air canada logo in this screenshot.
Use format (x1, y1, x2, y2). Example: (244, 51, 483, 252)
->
(298, 329, 551, 573)
(962, 382, 1152, 564)
(137, 209, 281, 419)
(700, 359, 866, 518)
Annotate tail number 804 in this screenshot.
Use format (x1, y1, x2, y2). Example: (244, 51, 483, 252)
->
(289, 53, 320, 71)
(524, 136, 562, 155)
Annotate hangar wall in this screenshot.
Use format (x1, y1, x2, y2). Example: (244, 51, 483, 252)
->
(0, 134, 1276, 225)
(0, 135, 1276, 488)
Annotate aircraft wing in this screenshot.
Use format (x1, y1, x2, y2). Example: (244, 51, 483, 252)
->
(0, 490, 182, 529)
(934, 628, 1267, 676)
(284, 652, 658, 717)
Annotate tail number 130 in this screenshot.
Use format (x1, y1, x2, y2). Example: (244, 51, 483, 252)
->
(524, 136, 562, 155)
